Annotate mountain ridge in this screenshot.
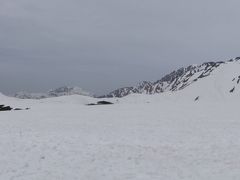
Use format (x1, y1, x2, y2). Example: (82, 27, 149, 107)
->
(100, 57, 240, 98)
(14, 86, 91, 99)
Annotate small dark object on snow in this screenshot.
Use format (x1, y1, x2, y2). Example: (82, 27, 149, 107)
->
(0, 105, 30, 111)
(97, 101, 113, 105)
(0, 105, 12, 111)
(14, 108, 23, 111)
(230, 87, 235, 93)
(13, 107, 30, 111)
(40, 156, 45, 160)
(194, 96, 200, 101)
(87, 103, 96, 106)
(87, 101, 113, 106)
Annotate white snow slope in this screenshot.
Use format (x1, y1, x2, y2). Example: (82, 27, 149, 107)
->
(0, 60, 240, 180)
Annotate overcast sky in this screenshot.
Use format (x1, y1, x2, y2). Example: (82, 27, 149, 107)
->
(0, 0, 240, 95)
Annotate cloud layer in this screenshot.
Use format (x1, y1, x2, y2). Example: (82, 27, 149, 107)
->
(1, 0, 240, 95)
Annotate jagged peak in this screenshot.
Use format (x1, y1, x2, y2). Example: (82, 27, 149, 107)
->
(101, 57, 239, 98)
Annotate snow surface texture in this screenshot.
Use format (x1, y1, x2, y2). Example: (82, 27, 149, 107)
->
(0, 59, 240, 179)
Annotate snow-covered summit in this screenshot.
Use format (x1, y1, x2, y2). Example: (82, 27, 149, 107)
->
(47, 86, 91, 97)
(14, 86, 91, 99)
(13, 92, 48, 99)
(101, 57, 240, 98)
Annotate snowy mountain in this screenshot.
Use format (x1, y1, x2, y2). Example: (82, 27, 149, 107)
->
(47, 86, 91, 97)
(1, 57, 240, 180)
(13, 92, 48, 99)
(101, 57, 240, 98)
(14, 86, 91, 99)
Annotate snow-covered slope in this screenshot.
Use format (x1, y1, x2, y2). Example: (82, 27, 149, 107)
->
(102, 57, 240, 98)
(0, 89, 240, 180)
(14, 86, 91, 99)
(1, 57, 240, 180)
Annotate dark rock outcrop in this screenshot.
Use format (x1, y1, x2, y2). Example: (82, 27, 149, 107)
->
(0, 105, 12, 111)
(87, 101, 114, 106)
(0, 105, 30, 112)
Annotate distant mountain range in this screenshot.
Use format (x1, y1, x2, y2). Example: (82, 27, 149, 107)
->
(12, 57, 240, 100)
(100, 57, 240, 98)
(14, 86, 91, 99)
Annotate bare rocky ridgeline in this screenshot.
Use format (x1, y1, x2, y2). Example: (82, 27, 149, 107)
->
(100, 57, 240, 98)
(11, 57, 240, 99)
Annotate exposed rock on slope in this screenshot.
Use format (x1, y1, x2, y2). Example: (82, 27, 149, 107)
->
(101, 57, 239, 98)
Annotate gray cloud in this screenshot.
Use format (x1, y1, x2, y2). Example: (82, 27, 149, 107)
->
(0, 0, 240, 95)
